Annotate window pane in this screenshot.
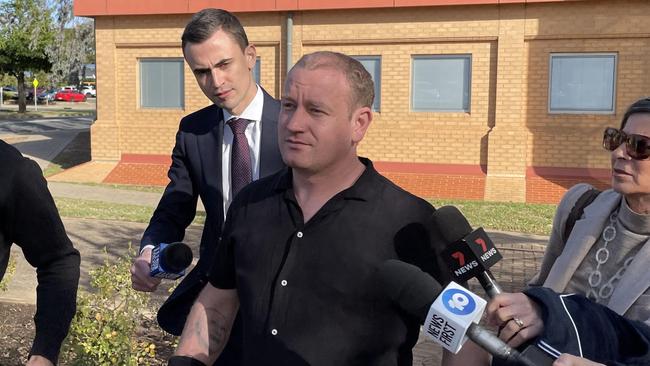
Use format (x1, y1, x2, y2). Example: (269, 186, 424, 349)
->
(549, 54, 616, 112)
(354, 56, 381, 112)
(140, 59, 184, 109)
(253, 57, 261, 84)
(412, 56, 471, 112)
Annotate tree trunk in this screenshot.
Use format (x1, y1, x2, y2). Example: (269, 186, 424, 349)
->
(16, 73, 26, 113)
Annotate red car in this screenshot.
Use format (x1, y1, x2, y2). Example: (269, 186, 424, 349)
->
(54, 89, 87, 102)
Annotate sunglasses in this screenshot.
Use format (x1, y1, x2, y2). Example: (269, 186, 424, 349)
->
(603, 127, 650, 160)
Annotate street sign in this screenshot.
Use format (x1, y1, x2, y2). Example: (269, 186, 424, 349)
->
(33, 79, 38, 111)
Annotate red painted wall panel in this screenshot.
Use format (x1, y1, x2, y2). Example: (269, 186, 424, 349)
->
(74, 0, 589, 16)
(188, 0, 278, 13)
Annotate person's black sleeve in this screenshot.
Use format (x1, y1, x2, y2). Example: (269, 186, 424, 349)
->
(141, 130, 198, 250)
(8, 159, 80, 364)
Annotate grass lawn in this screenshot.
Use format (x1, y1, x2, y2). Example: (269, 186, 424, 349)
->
(55, 197, 206, 226)
(430, 199, 556, 235)
(54, 194, 554, 235)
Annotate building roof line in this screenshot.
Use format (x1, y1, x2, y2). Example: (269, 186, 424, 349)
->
(74, 0, 588, 17)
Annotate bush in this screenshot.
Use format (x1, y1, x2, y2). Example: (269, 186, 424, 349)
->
(62, 246, 159, 366)
(0, 256, 17, 292)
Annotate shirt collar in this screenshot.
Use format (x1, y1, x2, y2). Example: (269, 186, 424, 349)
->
(274, 157, 378, 202)
(222, 85, 263, 123)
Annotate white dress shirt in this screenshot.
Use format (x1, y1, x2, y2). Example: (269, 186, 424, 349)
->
(221, 85, 264, 215)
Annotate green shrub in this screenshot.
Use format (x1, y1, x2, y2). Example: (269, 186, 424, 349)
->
(62, 246, 159, 366)
(0, 256, 17, 292)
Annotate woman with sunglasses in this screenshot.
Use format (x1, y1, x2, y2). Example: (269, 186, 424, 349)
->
(444, 97, 650, 366)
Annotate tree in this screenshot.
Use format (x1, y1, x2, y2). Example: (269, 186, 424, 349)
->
(0, 0, 55, 112)
(47, 0, 95, 87)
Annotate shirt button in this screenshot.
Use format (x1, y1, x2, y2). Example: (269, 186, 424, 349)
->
(281, 280, 288, 286)
(297, 231, 303, 238)
(271, 329, 278, 336)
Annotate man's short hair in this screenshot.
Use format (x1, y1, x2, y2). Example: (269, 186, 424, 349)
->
(181, 8, 249, 53)
(293, 51, 375, 111)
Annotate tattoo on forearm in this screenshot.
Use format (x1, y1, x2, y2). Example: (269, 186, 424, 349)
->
(194, 306, 229, 353)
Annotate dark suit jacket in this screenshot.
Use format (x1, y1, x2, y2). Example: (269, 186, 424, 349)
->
(141, 89, 284, 336)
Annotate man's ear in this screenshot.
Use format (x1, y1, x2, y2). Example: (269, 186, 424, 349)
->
(351, 106, 372, 144)
(245, 44, 257, 70)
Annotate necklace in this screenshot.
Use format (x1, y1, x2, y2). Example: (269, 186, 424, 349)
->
(586, 211, 635, 302)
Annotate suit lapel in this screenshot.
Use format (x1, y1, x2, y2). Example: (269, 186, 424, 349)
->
(197, 106, 224, 202)
(544, 191, 621, 292)
(259, 89, 284, 178)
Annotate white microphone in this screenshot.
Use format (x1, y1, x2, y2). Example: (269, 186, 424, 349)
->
(423, 281, 486, 353)
(377, 259, 538, 366)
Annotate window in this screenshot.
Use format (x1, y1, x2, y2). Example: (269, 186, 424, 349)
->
(140, 58, 184, 109)
(252, 57, 261, 84)
(411, 55, 471, 112)
(549, 53, 617, 113)
(353, 56, 381, 112)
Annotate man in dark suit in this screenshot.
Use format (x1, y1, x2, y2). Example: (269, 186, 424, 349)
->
(0, 140, 80, 366)
(129, 8, 284, 354)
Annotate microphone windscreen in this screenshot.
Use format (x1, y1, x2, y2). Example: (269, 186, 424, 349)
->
(432, 206, 473, 244)
(162, 242, 193, 272)
(377, 259, 443, 321)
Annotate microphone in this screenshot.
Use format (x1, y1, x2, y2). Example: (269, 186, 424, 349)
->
(150, 242, 193, 280)
(377, 260, 537, 366)
(431, 207, 555, 365)
(433, 206, 503, 297)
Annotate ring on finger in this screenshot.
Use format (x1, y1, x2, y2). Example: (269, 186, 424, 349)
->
(512, 317, 524, 328)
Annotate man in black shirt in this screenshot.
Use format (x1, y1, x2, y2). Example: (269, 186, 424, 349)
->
(170, 51, 448, 366)
(0, 140, 80, 366)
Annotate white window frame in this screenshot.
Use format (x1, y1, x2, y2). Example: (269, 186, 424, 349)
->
(411, 54, 472, 113)
(548, 53, 617, 114)
(139, 58, 185, 109)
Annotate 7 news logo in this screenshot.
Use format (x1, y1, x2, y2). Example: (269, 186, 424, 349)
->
(450, 236, 490, 266)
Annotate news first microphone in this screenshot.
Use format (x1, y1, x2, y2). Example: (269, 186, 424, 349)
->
(433, 205, 503, 298)
(150, 242, 193, 280)
(377, 260, 537, 366)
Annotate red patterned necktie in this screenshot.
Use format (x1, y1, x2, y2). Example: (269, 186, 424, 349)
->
(228, 118, 253, 197)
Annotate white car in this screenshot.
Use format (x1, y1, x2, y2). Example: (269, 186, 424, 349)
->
(81, 86, 96, 97)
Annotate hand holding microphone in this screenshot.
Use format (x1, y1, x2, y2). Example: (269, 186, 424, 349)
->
(377, 259, 538, 366)
(131, 242, 193, 291)
(487, 292, 544, 348)
(432, 206, 547, 357)
(131, 247, 162, 292)
(150, 242, 193, 280)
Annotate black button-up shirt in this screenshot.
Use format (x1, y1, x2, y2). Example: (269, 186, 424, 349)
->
(210, 158, 449, 365)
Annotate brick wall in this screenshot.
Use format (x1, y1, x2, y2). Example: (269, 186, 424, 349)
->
(91, 0, 650, 203)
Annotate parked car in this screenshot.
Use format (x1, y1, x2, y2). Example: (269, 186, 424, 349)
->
(54, 89, 87, 102)
(2, 86, 18, 100)
(37, 88, 58, 103)
(81, 86, 96, 97)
